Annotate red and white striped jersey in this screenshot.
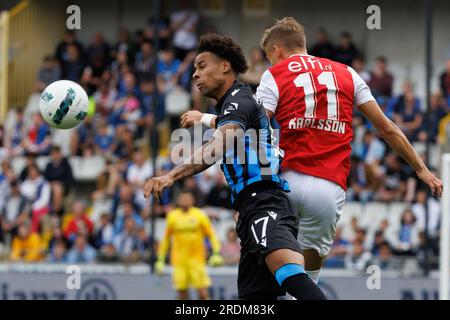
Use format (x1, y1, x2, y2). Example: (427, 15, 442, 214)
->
(256, 54, 375, 190)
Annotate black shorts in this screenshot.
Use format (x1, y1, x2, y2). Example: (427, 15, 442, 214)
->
(235, 185, 302, 300)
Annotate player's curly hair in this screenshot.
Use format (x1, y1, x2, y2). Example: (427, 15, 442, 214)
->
(197, 33, 249, 75)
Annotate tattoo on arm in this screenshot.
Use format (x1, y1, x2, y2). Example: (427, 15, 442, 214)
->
(168, 122, 243, 182)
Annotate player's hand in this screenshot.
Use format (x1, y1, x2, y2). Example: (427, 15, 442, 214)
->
(180, 110, 204, 128)
(155, 259, 165, 275)
(416, 167, 443, 198)
(208, 253, 224, 267)
(143, 175, 174, 203)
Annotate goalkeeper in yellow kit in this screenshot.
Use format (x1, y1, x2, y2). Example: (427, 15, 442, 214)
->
(155, 190, 224, 300)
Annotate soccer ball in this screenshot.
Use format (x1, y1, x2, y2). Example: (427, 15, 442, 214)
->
(39, 80, 89, 129)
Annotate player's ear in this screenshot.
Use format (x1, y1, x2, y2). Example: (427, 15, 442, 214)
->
(223, 60, 232, 74)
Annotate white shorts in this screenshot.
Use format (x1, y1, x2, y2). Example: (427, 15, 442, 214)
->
(281, 170, 346, 257)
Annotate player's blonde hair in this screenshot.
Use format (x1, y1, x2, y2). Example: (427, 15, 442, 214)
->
(260, 17, 306, 51)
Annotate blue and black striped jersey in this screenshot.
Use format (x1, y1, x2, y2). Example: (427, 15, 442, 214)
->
(214, 80, 289, 206)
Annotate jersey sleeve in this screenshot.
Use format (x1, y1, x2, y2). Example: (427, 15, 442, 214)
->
(347, 66, 376, 108)
(255, 69, 279, 114)
(216, 98, 250, 131)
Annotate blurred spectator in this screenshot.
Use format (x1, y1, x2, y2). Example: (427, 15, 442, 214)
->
(391, 209, 420, 256)
(86, 32, 111, 76)
(20, 164, 51, 233)
(48, 240, 67, 263)
(127, 149, 153, 207)
(35, 56, 61, 92)
(418, 92, 448, 143)
(362, 130, 385, 192)
(240, 47, 269, 93)
(1, 180, 29, 239)
(411, 190, 440, 239)
(440, 59, 450, 103)
(114, 202, 143, 235)
(376, 153, 408, 202)
(345, 240, 371, 271)
(112, 183, 138, 221)
(134, 40, 156, 81)
(138, 78, 157, 135)
(351, 56, 371, 83)
(48, 225, 69, 253)
(220, 228, 240, 266)
(136, 226, 151, 261)
(376, 241, 394, 270)
(94, 80, 118, 117)
(371, 230, 390, 256)
(326, 226, 349, 268)
(10, 222, 43, 262)
(334, 32, 359, 66)
(113, 217, 140, 262)
(55, 31, 84, 67)
(44, 146, 74, 216)
(19, 154, 37, 182)
(117, 71, 140, 100)
(170, 0, 199, 61)
(23, 113, 51, 156)
(64, 200, 94, 242)
(392, 81, 423, 142)
(148, 11, 172, 50)
(310, 28, 335, 60)
(66, 234, 97, 263)
(417, 231, 439, 270)
(0, 161, 16, 199)
(113, 27, 136, 63)
(70, 116, 95, 156)
(156, 48, 182, 92)
(61, 44, 85, 82)
(93, 213, 114, 250)
(79, 66, 97, 96)
(113, 127, 135, 160)
(111, 50, 130, 87)
(368, 56, 394, 98)
(179, 177, 202, 207)
(346, 155, 368, 202)
(204, 173, 232, 209)
(5, 108, 26, 157)
(94, 123, 115, 157)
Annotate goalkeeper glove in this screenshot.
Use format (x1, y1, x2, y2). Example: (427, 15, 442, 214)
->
(208, 252, 224, 267)
(154, 258, 165, 275)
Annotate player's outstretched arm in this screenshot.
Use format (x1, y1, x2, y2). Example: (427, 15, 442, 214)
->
(143, 122, 242, 202)
(180, 108, 276, 129)
(359, 100, 443, 197)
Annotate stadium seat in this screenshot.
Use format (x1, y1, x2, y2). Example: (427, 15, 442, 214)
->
(340, 201, 363, 225)
(51, 127, 75, 156)
(387, 202, 409, 230)
(69, 156, 105, 181)
(90, 197, 114, 227)
(10, 156, 26, 176)
(36, 156, 50, 171)
(359, 202, 388, 229)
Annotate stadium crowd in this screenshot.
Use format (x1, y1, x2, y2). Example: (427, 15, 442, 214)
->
(0, 4, 449, 272)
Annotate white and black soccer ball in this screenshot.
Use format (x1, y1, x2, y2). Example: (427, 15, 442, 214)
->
(39, 80, 89, 129)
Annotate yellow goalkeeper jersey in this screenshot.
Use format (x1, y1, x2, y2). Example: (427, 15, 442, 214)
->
(158, 207, 221, 266)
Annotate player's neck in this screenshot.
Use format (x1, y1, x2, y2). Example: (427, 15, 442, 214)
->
(286, 48, 308, 58)
(214, 76, 236, 102)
